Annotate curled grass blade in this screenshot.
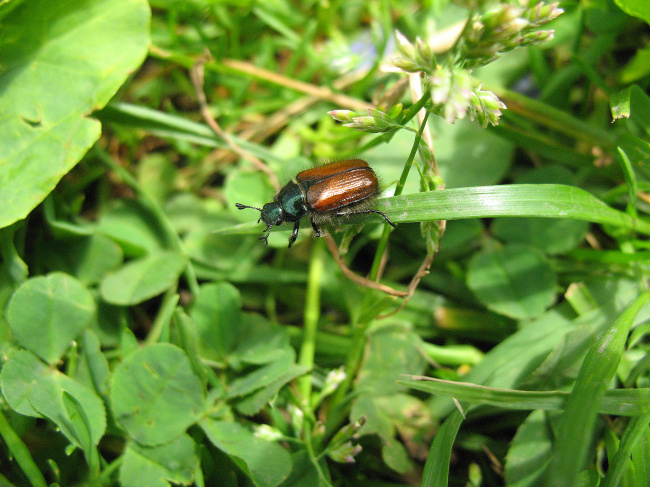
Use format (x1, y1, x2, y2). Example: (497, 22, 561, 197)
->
(400, 376, 650, 416)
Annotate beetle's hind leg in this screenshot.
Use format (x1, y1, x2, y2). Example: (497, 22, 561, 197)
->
(310, 218, 324, 238)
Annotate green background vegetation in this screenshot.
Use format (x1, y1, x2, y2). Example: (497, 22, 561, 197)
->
(1, 0, 650, 486)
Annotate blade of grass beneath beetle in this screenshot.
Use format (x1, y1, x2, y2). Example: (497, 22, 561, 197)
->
(374, 184, 650, 234)
(219, 184, 650, 236)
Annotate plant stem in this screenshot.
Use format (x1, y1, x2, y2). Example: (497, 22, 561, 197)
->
(0, 410, 47, 487)
(298, 238, 325, 407)
(331, 106, 434, 408)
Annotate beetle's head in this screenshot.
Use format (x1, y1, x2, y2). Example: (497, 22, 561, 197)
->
(235, 202, 284, 247)
(260, 202, 284, 227)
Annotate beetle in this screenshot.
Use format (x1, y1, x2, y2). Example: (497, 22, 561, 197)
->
(236, 159, 396, 247)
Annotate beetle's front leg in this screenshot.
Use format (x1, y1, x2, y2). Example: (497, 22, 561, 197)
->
(288, 220, 301, 248)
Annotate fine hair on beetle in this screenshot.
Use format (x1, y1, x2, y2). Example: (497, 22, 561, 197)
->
(236, 159, 396, 248)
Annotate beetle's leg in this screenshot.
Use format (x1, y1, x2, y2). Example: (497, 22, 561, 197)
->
(337, 209, 397, 228)
(288, 221, 301, 248)
(259, 225, 273, 247)
(310, 219, 323, 238)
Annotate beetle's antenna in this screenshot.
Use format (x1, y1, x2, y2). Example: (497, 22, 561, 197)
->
(236, 203, 262, 212)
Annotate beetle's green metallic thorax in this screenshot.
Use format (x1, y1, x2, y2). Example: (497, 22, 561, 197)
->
(276, 180, 309, 223)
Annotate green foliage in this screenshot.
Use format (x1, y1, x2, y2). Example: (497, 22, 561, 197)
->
(2, 0, 650, 486)
(0, 0, 150, 229)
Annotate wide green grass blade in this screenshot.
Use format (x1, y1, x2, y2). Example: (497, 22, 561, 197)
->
(218, 184, 650, 236)
(376, 184, 650, 233)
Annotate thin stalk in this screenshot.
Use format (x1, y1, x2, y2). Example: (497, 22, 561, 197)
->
(332, 106, 434, 406)
(0, 410, 47, 487)
(369, 105, 432, 280)
(298, 238, 326, 407)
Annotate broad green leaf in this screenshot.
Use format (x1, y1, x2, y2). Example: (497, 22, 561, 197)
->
(352, 394, 431, 475)
(190, 282, 241, 359)
(6, 272, 96, 363)
(436, 219, 483, 258)
(97, 199, 168, 257)
(201, 418, 292, 487)
(230, 314, 292, 366)
(225, 171, 275, 224)
(165, 193, 264, 268)
(234, 364, 309, 416)
(382, 439, 413, 475)
(136, 153, 179, 204)
(352, 325, 432, 476)
(614, 0, 650, 25)
(92, 299, 127, 348)
(119, 434, 199, 487)
(0, 0, 150, 229)
(111, 343, 204, 446)
(30, 370, 107, 450)
(492, 215, 587, 255)
(227, 350, 297, 399)
(611, 85, 650, 129)
(356, 326, 428, 395)
(172, 309, 211, 388)
(39, 234, 124, 286)
(525, 324, 596, 390)
(100, 250, 186, 306)
(0, 349, 106, 447)
(0, 348, 47, 417)
(78, 330, 112, 398)
(467, 245, 557, 320)
(184, 217, 258, 266)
